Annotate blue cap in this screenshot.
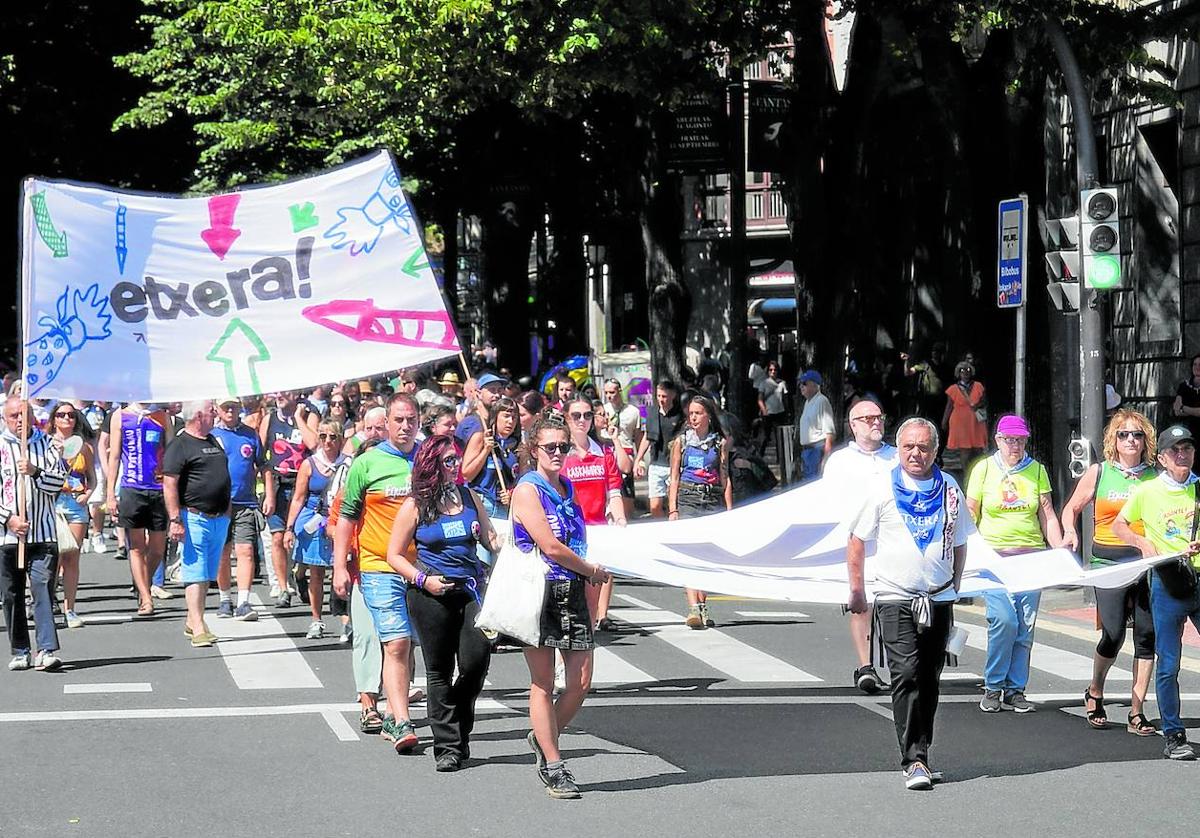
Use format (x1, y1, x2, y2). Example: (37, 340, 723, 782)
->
(799, 370, 822, 385)
(477, 372, 509, 389)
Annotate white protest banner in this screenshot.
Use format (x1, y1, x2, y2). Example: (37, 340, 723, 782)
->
(560, 480, 1167, 603)
(20, 151, 459, 401)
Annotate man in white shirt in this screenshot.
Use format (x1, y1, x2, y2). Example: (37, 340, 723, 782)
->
(823, 398, 898, 694)
(796, 370, 835, 482)
(846, 417, 973, 791)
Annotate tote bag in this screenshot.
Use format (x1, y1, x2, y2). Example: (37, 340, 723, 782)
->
(475, 527, 547, 646)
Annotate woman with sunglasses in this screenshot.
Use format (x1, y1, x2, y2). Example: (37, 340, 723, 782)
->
(327, 392, 356, 438)
(285, 419, 346, 639)
(463, 397, 519, 519)
(512, 416, 611, 798)
(667, 394, 733, 629)
(51, 402, 96, 629)
(1061, 409, 1159, 734)
(965, 414, 1064, 714)
(560, 395, 626, 632)
(385, 434, 501, 772)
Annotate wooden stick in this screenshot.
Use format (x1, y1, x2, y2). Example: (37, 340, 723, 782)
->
(16, 179, 34, 571)
(15, 400, 28, 571)
(456, 352, 509, 494)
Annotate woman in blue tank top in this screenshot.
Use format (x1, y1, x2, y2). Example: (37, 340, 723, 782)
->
(385, 433, 502, 773)
(508, 416, 611, 799)
(285, 420, 345, 639)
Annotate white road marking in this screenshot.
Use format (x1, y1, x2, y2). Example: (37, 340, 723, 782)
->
(320, 709, 360, 741)
(939, 671, 982, 681)
(734, 610, 811, 619)
(210, 594, 323, 689)
(854, 698, 895, 719)
(63, 683, 152, 694)
(592, 646, 655, 685)
(612, 595, 821, 683)
(73, 614, 134, 625)
(957, 618, 1131, 682)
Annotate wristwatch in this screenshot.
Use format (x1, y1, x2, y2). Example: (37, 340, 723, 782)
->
(170, 517, 182, 525)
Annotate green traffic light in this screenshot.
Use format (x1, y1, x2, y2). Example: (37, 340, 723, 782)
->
(1089, 254, 1121, 289)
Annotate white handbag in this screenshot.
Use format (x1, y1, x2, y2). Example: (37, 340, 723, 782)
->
(475, 527, 548, 647)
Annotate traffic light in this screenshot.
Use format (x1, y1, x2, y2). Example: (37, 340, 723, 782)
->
(1041, 214, 1080, 313)
(1080, 187, 1123, 290)
(1067, 436, 1092, 479)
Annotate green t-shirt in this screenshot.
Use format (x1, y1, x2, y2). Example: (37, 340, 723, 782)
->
(966, 455, 1052, 549)
(1120, 477, 1198, 565)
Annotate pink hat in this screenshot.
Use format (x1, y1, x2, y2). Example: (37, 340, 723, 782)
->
(995, 414, 1030, 437)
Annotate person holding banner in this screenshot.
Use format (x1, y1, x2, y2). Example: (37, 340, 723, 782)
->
(285, 419, 346, 639)
(1060, 409, 1158, 734)
(1113, 423, 1200, 760)
(847, 417, 972, 790)
(966, 414, 1062, 714)
(334, 394, 423, 753)
(106, 402, 172, 617)
(385, 434, 501, 772)
(823, 398, 898, 694)
(512, 415, 611, 799)
(1, 396, 69, 671)
(50, 402, 95, 629)
(259, 391, 318, 608)
(668, 394, 733, 629)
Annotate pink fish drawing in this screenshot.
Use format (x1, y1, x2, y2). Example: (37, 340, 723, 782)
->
(301, 299, 460, 351)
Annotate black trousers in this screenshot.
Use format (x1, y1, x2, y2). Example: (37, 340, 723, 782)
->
(1094, 575, 1154, 659)
(405, 586, 492, 759)
(876, 600, 952, 769)
(1, 542, 60, 655)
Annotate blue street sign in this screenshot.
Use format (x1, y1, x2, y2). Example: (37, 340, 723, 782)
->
(997, 196, 1027, 308)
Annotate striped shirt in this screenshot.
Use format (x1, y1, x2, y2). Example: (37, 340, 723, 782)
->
(0, 430, 68, 545)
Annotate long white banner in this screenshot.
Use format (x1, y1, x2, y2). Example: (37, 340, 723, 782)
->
(20, 151, 458, 401)
(579, 479, 1166, 603)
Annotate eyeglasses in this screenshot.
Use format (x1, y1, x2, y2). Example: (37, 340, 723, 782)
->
(852, 414, 884, 425)
(441, 455, 462, 467)
(568, 411, 593, 421)
(54, 411, 74, 419)
(330, 400, 346, 407)
(1116, 430, 1145, 440)
(539, 442, 572, 456)
(317, 433, 338, 441)
(998, 436, 1027, 446)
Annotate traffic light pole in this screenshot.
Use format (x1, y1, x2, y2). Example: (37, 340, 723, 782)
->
(1046, 15, 1105, 558)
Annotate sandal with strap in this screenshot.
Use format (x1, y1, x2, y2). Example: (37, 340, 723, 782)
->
(1127, 712, 1156, 736)
(1084, 689, 1107, 729)
(360, 706, 383, 735)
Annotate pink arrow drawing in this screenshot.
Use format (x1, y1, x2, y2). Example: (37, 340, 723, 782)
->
(200, 194, 242, 260)
(301, 299, 460, 351)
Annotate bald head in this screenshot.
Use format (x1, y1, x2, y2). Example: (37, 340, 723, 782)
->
(847, 399, 885, 450)
(3, 396, 31, 439)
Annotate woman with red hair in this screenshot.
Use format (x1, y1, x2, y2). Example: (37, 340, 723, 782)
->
(386, 434, 501, 772)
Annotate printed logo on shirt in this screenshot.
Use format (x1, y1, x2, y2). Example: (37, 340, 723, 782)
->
(239, 443, 254, 459)
(998, 476, 1029, 510)
(1166, 518, 1183, 539)
(145, 430, 161, 443)
(442, 519, 467, 539)
(384, 485, 411, 499)
(565, 463, 605, 480)
(686, 454, 705, 470)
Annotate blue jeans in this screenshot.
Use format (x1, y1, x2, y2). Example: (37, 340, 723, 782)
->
(982, 589, 1041, 692)
(1149, 571, 1200, 736)
(1, 543, 59, 655)
(799, 446, 823, 483)
(476, 495, 505, 567)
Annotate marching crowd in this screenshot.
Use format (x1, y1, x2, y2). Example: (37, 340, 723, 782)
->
(2, 351, 1200, 796)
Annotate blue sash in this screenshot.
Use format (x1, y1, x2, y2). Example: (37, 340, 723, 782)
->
(891, 465, 945, 552)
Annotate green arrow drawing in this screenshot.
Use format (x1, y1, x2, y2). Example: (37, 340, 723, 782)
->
(30, 192, 69, 257)
(403, 248, 429, 279)
(289, 202, 320, 232)
(206, 318, 271, 396)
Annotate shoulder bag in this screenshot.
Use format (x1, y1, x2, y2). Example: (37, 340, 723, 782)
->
(475, 520, 548, 646)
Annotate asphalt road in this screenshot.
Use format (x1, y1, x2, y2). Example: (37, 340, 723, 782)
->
(2, 540, 1198, 838)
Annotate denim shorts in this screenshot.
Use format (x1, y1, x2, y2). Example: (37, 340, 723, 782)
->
(266, 482, 294, 533)
(180, 510, 230, 584)
(55, 493, 90, 525)
(359, 571, 414, 643)
(646, 463, 672, 499)
(538, 578, 594, 651)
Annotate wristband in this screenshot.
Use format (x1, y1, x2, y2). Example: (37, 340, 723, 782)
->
(415, 572, 427, 589)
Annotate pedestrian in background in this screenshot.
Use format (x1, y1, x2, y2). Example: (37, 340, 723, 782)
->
(941, 361, 987, 476)
(1060, 408, 1157, 734)
(1172, 353, 1200, 474)
(966, 414, 1062, 714)
(795, 370, 835, 483)
(50, 402, 94, 629)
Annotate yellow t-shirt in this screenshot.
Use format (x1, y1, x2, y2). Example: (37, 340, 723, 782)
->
(966, 455, 1052, 549)
(1120, 477, 1198, 566)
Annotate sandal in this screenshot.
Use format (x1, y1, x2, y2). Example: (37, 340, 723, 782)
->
(136, 601, 154, 618)
(1127, 712, 1156, 736)
(1084, 689, 1107, 729)
(360, 706, 383, 734)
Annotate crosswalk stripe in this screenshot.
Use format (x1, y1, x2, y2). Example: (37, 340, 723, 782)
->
(592, 646, 655, 685)
(210, 595, 323, 689)
(612, 595, 821, 683)
(957, 619, 1131, 682)
(63, 683, 152, 694)
(734, 610, 810, 619)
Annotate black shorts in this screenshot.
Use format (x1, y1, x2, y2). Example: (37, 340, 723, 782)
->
(226, 506, 265, 546)
(118, 488, 168, 531)
(538, 578, 594, 651)
(619, 470, 635, 499)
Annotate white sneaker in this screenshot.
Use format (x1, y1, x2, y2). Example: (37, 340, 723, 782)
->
(166, 560, 182, 584)
(8, 653, 31, 671)
(340, 622, 353, 644)
(150, 585, 174, 600)
(305, 621, 326, 639)
(91, 534, 108, 554)
(65, 610, 85, 629)
(34, 650, 62, 671)
(269, 584, 282, 600)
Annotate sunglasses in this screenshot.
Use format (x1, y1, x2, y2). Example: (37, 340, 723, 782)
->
(317, 433, 338, 441)
(330, 400, 346, 407)
(54, 411, 74, 419)
(852, 414, 884, 424)
(539, 442, 572, 456)
(1116, 430, 1145, 440)
(441, 455, 462, 467)
(568, 411, 594, 421)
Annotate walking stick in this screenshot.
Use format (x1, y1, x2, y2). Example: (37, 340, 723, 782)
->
(457, 352, 509, 491)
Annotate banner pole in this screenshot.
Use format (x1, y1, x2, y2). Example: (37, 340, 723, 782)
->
(16, 178, 35, 570)
(457, 351, 508, 494)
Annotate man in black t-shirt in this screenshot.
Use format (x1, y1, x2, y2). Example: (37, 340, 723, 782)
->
(633, 380, 682, 518)
(163, 400, 232, 647)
